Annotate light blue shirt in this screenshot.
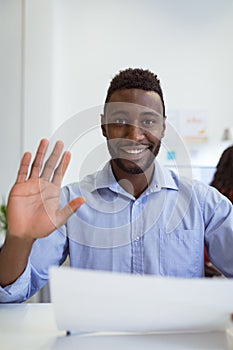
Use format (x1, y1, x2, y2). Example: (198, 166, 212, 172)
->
(1, 161, 233, 302)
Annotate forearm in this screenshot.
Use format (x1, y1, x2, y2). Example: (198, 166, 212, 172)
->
(0, 234, 35, 287)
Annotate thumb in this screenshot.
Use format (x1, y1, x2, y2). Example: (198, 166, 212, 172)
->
(56, 197, 86, 227)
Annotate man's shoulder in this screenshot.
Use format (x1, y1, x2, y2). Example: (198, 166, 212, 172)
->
(161, 165, 214, 200)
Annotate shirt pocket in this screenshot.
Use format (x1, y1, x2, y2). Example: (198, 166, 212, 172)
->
(159, 228, 200, 277)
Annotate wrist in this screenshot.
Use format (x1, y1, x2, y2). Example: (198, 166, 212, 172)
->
(5, 233, 36, 247)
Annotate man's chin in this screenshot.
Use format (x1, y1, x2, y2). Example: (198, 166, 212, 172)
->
(112, 158, 152, 175)
(109, 142, 161, 175)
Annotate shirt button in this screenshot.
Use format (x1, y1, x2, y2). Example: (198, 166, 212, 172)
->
(135, 236, 140, 241)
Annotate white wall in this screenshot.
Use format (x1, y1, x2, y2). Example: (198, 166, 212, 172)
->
(0, 0, 22, 199)
(52, 0, 233, 134)
(1, 0, 233, 198)
(23, 0, 54, 151)
(51, 0, 233, 183)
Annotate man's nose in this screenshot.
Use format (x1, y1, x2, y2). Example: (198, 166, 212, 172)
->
(126, 124, 144, 141)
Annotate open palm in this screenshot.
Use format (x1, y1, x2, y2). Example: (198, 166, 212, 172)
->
(7, 139, 85, 240)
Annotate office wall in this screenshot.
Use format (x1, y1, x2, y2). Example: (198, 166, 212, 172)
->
(1, 0, 233, 198)
(0, 0, 54, 199)
(22, 0, 54, 151)
(0, 0, 22, 199)
(52, 0, 233, 137)
(51, 0, 233, 184)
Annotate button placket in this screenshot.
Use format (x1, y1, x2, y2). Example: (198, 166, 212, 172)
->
(131, 201, 144, 275)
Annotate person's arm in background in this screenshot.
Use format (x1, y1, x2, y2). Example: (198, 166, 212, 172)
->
(0, 139, 85, 287)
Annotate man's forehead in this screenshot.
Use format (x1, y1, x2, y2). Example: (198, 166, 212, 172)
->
(105, 101, 162, 117)
(105, 89, 163, 114)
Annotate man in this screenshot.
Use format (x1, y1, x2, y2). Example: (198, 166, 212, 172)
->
(0, 68, 232, 303)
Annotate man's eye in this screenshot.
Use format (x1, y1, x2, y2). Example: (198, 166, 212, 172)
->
(142, 119, 157, 126)
(114, 119, 127, 125)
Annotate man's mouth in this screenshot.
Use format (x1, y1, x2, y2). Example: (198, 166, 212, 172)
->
(123, 148, 146, 154)
(120, 145, 150, 153)
(118, 145, 151, 160)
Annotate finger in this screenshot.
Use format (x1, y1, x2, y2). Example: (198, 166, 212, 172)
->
(29, 139, 49, 179)
(15, 152, 32, 183)
(52, 151, 71, 186)
(40, 140, 64, 181)
(56, 197, 86, 227)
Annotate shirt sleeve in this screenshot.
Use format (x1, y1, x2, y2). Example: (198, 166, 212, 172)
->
(0, 263, 31, 303)
(202, 184, 233, 277)
(0, 226, 68, 303)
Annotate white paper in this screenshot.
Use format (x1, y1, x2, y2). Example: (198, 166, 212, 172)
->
(49, 266, 233, 334)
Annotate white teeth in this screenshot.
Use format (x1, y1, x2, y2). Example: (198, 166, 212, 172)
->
(125, 149, 144, 154)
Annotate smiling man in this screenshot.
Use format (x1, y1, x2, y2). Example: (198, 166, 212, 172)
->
(102, 85, 166, 198)
(0, 68, 233, 303)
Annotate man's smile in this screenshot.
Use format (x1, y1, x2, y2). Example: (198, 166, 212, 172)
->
(116, 144, 152, 161)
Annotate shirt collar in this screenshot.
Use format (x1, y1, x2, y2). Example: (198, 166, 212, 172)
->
(84, 160, 178, 195)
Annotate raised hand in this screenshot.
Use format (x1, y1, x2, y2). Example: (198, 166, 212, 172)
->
(6, 139, 85, 240)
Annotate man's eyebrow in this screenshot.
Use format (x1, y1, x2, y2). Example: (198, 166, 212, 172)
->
(140, 111, 162, 117)
(110, 110, 128, 116)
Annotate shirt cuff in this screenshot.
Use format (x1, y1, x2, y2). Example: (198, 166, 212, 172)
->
(0, 263, 31, 303)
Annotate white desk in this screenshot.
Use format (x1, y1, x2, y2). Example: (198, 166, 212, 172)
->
(1, 303, 233, 350)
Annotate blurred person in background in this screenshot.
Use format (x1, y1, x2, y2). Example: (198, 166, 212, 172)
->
(204, 145, 233, 276)
(210, 146, 233, 204)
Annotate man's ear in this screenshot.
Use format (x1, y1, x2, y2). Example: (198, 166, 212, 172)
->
(161, 116, 166, 138)
(101, 114, 107, 137)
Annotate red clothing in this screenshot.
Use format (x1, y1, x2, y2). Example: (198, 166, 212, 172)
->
(220, 189, 233, 204)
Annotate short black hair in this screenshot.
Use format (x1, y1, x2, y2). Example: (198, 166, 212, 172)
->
(104, 68, 166, 116)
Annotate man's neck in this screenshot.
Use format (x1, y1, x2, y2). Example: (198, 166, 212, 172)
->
(110, 161, 154, 199)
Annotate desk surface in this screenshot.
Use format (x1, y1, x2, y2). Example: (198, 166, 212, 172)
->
(0, 303, 233, 350)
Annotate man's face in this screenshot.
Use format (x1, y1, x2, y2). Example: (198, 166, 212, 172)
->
(101, 88, 166, 175)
